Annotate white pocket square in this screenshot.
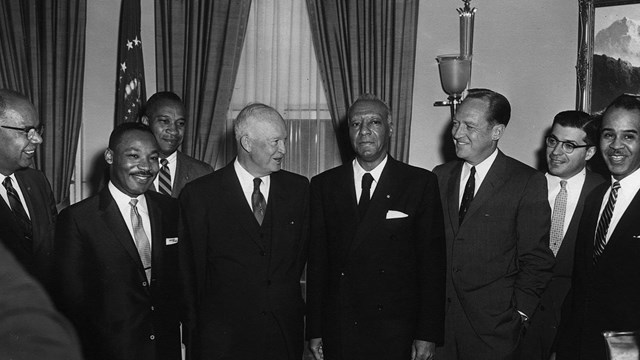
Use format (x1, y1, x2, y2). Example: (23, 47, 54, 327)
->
(386, 210, 408, 219)
(166, 237, 179, 245)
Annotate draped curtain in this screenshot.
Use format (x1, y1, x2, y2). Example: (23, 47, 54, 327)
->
(0, 0, 86, 209)
(306, 0, 419, 163)
(229, 0, 340, 180)
(155, 0, 251, 169)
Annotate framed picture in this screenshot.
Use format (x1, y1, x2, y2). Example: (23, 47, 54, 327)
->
(576, 0, 640, 113)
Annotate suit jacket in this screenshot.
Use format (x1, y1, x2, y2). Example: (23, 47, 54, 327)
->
(306, 156, 446, 360)
(53, 188, 181, 360)
(179, 162, 309, 360)
(171, 151, 213, 198)
(0, 168, 57, 289)
(519, 170, 605, 360)
(0, 241, 82, 360)
(433, 151, 555, 357)
(556, 181, 640, 360)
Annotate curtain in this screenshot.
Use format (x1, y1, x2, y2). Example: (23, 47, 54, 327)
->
(306, 0, 419, 163)
(229, 0, 340, 180)
(0, 0, 86, 210)
(155, 0, 251, 169)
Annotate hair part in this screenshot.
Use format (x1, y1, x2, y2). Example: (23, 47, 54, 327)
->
(552, 110, 598, 145)
(108, 122, 154, 150)
(464, 88, 511, 127)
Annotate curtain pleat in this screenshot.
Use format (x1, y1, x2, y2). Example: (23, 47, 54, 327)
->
(0, 0, 86, 210)
(306, 0, 419, 163)
(155, 0, 252, 169)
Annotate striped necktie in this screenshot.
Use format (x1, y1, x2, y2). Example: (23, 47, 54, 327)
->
(3, 177, 33, 244)
(158, 158, 172, 196)
(593, 181, 620, 264)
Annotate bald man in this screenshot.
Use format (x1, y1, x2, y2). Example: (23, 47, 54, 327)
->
(0, 89, 57, 289)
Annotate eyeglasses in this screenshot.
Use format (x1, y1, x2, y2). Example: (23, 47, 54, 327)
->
(1, 124, 45, 141)
(545, 135, 592, 154)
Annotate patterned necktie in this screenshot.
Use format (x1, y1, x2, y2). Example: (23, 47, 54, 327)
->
(129, 199, 152, 282)
(593, 181, 621, 264)
(158, 158, 171, 195)
(358, 173, 374, 221)
(3, 177, 33, 243)
(459, 166, 476, 224)
(550, 180, 568, 256)
(252, 178, 266, 225)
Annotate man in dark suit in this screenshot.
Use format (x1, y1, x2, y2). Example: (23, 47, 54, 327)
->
(556, 94, 640, 360)
(0, 89, 56, 289)
(519, 111, 605, 360)
(307, 94, 446, 360)
(179, 103, 309, 360)
(54, 123, 182, 360)
(433, 88, 555, 360)
(141, 91, 213, 197)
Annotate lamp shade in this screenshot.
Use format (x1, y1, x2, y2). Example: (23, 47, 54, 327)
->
(436, 54, 472, 97)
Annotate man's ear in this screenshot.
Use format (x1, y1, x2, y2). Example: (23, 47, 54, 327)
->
(104, 148, 114, 165)
(585, 145, 596, 161)
(492, 124, 505, 141)
(240, 135, 252, 153)
(141, 115, 149, 126)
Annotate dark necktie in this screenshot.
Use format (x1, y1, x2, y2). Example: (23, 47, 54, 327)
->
(252, 178, 266, 225)
(459, 166, 476, 224)
(593, 181, 620, 264)
(358, 173, 374, 220)
(129, 199, 152, 282)
(3, 177, 33, 244)
(549, 180, 568, 256)
(158, 158, 172, 195)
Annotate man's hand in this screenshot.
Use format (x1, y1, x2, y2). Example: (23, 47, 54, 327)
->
(411, 340, 435, 360)
(309, 338, 324, 360)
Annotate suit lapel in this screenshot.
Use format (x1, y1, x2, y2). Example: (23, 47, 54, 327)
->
(14, 171, 46, 252)
(602, 185, 640, 257)
(221, 165, 265, 250)
(147, 193, 164, 283)
(98, 188, 147, 275)
(461, 151, 507, 224)
(173, 152, 188, 198)
(446, 162, 463, 234)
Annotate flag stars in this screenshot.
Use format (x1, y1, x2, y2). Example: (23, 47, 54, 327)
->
(133, 36, 141, 46)
(126, 40, 133, 50)
(120, 62, 127, 72)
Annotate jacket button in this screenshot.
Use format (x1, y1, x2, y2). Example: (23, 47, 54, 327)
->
(260, 251, 266, 256)
(377, 304, 383, 311)
(151, 306, 155, 311)
(379, 269, 385, 274)
(354, 321, 358, 326)
(142, 281, 147, 287)
(150, 335, 155, 340)
(340, 272, 345, 277)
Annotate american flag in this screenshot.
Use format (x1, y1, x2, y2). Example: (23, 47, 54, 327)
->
(114, 0, 146, 125)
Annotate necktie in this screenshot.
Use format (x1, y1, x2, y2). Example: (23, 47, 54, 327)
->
(550, 180, 568, 256)
(3, 177, 33, 244)
(158, 158, 172, 195)
(593, 181, 621, 264)
(459, 166, 476, 224)
(129, 199, 152, 282)
(252, 178, 266, 225)
(358, 173, 374, 220)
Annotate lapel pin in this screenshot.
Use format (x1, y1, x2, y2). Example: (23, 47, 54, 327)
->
(386, 194, 391, 199)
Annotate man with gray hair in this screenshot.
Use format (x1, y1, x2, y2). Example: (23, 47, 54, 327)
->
(179, 103, 309, 359)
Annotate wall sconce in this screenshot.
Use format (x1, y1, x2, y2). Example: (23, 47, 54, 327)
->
(434, 0, 476, 119)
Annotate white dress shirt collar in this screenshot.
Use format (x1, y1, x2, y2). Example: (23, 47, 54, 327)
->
(153, 150, 178, 189)
(353, 155, 388, 201)
(108, 181, 152, 250)
(459, 148, 499, 203)
(234, 158, 271, 206)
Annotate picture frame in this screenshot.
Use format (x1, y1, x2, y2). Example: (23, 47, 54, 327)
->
(576, 0, 640, 113)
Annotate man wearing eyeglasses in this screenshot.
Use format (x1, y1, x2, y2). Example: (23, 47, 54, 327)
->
(518, 111, 605, 360)
(556, 94, 640, 360)
(0, 89, 56, 290)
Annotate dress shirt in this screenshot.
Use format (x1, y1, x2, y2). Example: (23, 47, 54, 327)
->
(234, 158, 271, 207)
(108, 182, 152, 251)
(1, 174, 31, 219)
(458, 148, 499, 207)
(546, 169, 586, 237)
(153, 150, 177, 190)
(353, 155, 388, 203)
(597, 167, 640, 244)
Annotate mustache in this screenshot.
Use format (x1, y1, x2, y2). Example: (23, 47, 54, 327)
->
(606, 149, 627, 156)
(131, 170, 155, 177)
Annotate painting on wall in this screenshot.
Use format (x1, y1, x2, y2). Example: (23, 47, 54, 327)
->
(577, 0, 640, 113)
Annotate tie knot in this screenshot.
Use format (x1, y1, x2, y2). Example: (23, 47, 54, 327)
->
(469, 166, 476, 176)
(253, 177, 262, 191)
(362, 173, 374, 191)
(2, 176, 11, 189)
(560, 180, 567, 189)
(160, 158, 168, 167)
(129, 198, 139, 207)
(612, 181, 621, 191)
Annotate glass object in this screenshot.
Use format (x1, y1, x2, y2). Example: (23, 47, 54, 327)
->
(436, 54, 472, 97)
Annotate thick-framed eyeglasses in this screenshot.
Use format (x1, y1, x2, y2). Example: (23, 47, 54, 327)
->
(1, 124, 45, 141)
(545, 135, 591, 154)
